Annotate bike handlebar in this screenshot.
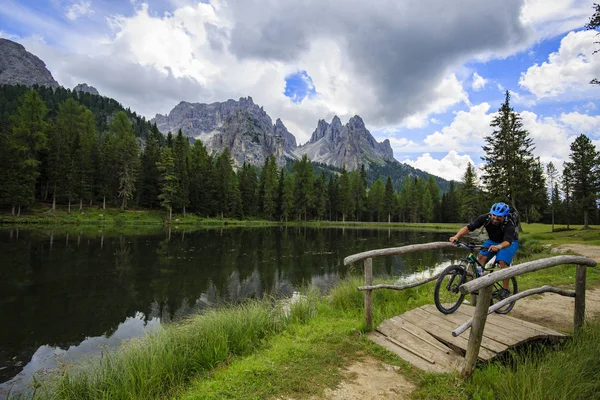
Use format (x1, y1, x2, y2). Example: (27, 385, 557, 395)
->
(451, 240, 486, 252)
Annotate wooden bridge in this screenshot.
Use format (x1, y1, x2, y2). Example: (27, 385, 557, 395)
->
(344, 242, 596, 377)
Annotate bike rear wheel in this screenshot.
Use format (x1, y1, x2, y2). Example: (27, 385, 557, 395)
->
(434, 264, 467, 314)
(491, 277, 518, 314)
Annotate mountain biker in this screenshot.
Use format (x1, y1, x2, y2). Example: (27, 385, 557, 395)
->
(448, 202, 518, 293)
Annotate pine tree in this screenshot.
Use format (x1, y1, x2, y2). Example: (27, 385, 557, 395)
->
(562, 165, 573, 229)
(157, 147, 178, 222)
(280, 170, 295, 223)
(481, 91, 535, 224)
(338, 168, 353, 222)
(173, 130, 190, 215)
(384, 176, 395, 223)
(189, 140, 216, 217)
(368, 178, 385, 222)
(546, 162, 559, 231)
(292, 154, 315, 221)
(239, 162, 259, 218)
(564, 134, 600, 228)
(111, 111, 140, 210)
(459, 163, 480, 222)
(74, 109, 97, 210)
(314, 172, 327, 221)
(586, 3, 600, 85)
(138, 123, 162, 208)
(9, 90, 49, 213)
(259, 154, 278, 219)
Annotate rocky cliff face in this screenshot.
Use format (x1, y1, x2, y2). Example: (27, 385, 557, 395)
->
(73, 83, 99, 95)
(294, 115, 394, 170)
(0, 39, 60, 89)
(152, 97, 294, 168)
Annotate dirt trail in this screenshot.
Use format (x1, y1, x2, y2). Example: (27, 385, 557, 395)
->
(304, 244, 600, 400)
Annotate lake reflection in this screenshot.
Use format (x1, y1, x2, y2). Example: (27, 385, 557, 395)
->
(0, 226, 456, 394)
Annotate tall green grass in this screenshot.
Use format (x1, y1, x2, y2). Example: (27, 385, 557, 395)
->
(467, 321, 600, 400)
(32, 294, 319, 400)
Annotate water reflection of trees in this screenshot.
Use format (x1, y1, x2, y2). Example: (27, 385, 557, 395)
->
(0, 227, 450, 383)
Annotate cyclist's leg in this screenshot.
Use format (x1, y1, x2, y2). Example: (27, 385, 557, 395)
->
(478, 239, 498, 267)
(496, 241, 519, 289)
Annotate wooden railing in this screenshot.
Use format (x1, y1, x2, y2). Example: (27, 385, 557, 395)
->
(452, 255, 596, 377)
(343, 242, 597, 378)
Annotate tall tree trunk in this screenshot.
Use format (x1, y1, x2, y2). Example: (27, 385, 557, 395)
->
(17, 205, 21, 216)
(121, 196, 126, 211)
(103, 195, 106, 210)
(68, 198, 71, 214)
(11, 205, 15, 216)
(168, 207, 172, 222)
(52, 185, 56, 211)
(388, 213, 391, 224)
(584, 210, 589, 229)
(183, 205, 186, 218)
(79, 198, 83, 211)
(551, 206, 555, 232)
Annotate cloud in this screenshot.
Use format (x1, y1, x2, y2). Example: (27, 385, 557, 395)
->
(66, 1, 94, 20)
(404, 151, 476, 182)
(423, 102, 494, 152)
(520, 0, 593, 39)
(472, 72, 487, 90)
(519, 30, 600, 101)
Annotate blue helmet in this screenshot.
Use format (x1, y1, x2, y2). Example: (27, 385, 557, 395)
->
(490, 202, 510, 217)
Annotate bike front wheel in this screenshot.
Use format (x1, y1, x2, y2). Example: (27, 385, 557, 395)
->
(491, 277, 518, 314)
(434, 264, 467, 314)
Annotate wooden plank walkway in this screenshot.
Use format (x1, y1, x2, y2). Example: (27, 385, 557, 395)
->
(370, 304, 568, 373)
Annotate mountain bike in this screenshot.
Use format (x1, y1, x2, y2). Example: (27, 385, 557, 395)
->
(434, 241, 518, 315)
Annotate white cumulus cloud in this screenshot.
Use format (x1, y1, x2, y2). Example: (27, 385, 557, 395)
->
(404, 151, 476, 182)
(519, 30, 600, 101)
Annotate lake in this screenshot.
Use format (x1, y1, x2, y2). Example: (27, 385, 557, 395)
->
(0, 225, 459, 394)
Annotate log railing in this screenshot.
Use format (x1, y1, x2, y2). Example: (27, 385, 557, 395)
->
(343, 241, 457, 330)
(453, 255, 596, 378)
(344, 243, 597, 378)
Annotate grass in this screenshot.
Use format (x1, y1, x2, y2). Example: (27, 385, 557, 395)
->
(8, 225, 600, 400)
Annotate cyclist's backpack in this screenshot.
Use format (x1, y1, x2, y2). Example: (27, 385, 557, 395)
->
(504, 207, 519, 232)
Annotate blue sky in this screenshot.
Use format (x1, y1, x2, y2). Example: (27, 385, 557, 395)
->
(1, 0, 599, 181)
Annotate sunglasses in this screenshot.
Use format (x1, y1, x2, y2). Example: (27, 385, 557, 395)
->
(490, 215, 504, 220)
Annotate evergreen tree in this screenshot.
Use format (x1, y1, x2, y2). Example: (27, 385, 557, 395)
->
(111, 112, 140, 210)
(350, 166, 368, 220)
(384, 176, 395, 223)
(314, 172, 327, 221)
(525, 157, 548, 223)
(292, 155, 315, 221)
(564, 134, 600, 228)
(239, 162, 259, 218)
(157, 147, 178, 222)
(280, 170, 295, 223)
(427, 175, 441, 222)
(338, 168, 353, 222)
(562, 164, 573, 229)
(8, 90, 49, 213)
(459, 163, 479, 222)
(259, 154, 278, 219)
(214, 149, 241, 218)
(546, 162, 559, 231)
(138, 123, 162, 208)
(368, 178, 385, 222)
(74, 109, 97, 210)
(481, 91, 535, 222)
(189, 140, 215, 217)
(327, 174, 339, 221)
(441, 181, 460, 222)
(173, 130, 190, 215)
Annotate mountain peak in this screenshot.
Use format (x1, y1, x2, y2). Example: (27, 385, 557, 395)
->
(0, 38, 60, 89)
(296, 114, 394, 170)
(73, 83, 100, 96)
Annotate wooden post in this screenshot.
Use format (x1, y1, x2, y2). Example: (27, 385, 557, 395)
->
(364, 257, 373, 331)
(574, 264, 586, 338)
(470, 264, 478, 307)
(461, 284, 493, 378)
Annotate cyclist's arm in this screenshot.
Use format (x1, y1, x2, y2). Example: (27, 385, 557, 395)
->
(449, 226, 469, 243)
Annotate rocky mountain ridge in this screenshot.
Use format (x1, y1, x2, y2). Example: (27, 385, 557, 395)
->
(0, 39, 60, 89)
(296, 115, 394, 170)
(153, 97, 295, 168)
(73, 83, 99, 96)
(153, 97, 394, 171)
